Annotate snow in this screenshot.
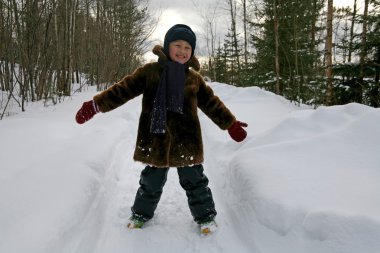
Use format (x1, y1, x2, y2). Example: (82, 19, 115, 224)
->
(1, 82, 380, 253)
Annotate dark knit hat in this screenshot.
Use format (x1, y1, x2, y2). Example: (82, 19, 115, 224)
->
(163, 24, 196, 58)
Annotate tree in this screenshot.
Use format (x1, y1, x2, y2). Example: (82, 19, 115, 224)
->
(273, 0, 280, 95)
(363, 0, 380, 107)
(359, 0, 369, 85)
(226, 0, 241, 73)
(224, 27, 243, 85)
(242, 0, 249, 65)
(348, 0, 357, 63)
(325, 0, 334, 105)
(214, 43, 229, 84)
(192, 0, 219, 81)
(0, 0, 154, 117)
(250, 0, 325, 103)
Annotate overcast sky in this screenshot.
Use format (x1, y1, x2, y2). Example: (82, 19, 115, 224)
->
(144, 0, 365, 61)
(144, 0, 220, 60)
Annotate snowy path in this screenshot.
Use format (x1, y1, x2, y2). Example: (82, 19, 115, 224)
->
(66, 98, 255, 253)
(42, 96, 256, 253)
(61, 84, 295, 253)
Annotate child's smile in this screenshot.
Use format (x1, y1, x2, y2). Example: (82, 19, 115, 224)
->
(169, 40, 192, 64)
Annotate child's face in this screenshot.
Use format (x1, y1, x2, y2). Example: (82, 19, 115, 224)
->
(168, 40, 192, 64)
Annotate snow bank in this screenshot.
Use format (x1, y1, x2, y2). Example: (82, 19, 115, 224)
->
(205, 83, 380, 253)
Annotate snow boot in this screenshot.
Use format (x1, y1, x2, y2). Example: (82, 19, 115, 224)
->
(199, 219, 218, 235)
(127, 215, 146, 229)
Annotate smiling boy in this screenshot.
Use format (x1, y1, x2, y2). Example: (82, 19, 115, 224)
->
(75, 24, 248, 235)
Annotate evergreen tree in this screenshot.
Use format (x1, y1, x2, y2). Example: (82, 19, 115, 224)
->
(214, 43, 229, 84)
(250, 0, 325, 103)
(332, 0, 379, 107)
(224, 28, 243, 85)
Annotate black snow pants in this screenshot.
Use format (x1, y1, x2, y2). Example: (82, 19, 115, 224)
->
(131, 164, 217, 224)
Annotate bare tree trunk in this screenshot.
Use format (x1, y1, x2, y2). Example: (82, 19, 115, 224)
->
(95, 0, 101, 86)
(360, 0, 369, 81)
(11, 0, 27, 111)
(371, 46, 380, 107)
(192, 0, 218, 81)
(242, 0, 248, 65)
(358, 0, 369, 104)
(227, 0, 241, 71)
(325, 0, 333, 105)
(274, 0, 281, 95)
(311, 0, 317, 69)
(65, 0, 71, 96)
(348, 0, 357, 63)
(70, 0, 78, 85)
(293, 8, 300, 101)
(207, 15, 217, 81)
(53, 0, 63, 97)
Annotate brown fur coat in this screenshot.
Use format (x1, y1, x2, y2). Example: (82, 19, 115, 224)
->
(93, 45, 236, 167)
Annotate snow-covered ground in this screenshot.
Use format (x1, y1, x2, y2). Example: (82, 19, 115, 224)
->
(1, 83, 379, 253)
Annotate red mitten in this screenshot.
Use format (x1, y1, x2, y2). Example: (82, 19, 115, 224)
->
(228, 121, 248, 142)
(75, 100, 99, 124)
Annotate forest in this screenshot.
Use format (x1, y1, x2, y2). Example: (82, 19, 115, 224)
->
(200, 0, 380, 107)
(0, 0, 153, 118)
(0, 0, 379, 119)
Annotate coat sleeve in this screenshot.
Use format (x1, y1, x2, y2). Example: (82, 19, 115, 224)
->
(93, 65, 148, 113)
(197, 76, 236, 130)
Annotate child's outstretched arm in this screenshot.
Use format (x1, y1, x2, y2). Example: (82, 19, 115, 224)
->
(197, 78, 248, 142)
(75, 65, 148, 124)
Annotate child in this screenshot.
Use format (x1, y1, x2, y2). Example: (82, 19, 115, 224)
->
(75, 24, 248, 235)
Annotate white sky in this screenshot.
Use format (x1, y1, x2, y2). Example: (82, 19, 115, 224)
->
(144, 0, 366, 61)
